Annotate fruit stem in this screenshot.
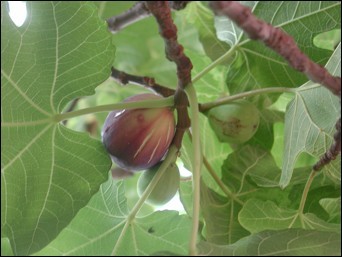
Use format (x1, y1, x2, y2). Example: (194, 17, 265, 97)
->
(298, 169, 317, 215)
(192, 44, 238, 84)
(113, 146, 179, 255)
(127, 145, 179, 220)
(203, 156, 244, 205)
(200, 87, 295, 112)
(53, 96, 174, 122)
(186, 130, 244, 205)
(184, 84, 202, 256)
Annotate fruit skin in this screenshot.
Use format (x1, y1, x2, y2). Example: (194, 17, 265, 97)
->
(207, 100, 260, 144)
(102, 93, 175, 171)
(137, 162, 180, 206)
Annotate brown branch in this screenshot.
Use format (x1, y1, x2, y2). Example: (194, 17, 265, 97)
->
(107, 1, 191, 34)
(209, 1, 341, 97)
(314, 117, 341, 171)
(107, 2, 150, 33)
(169, 1, 192, 10)
(209, 1, 341, 172)
(111, 67, 175, 97)
(145, 1, 193, 149)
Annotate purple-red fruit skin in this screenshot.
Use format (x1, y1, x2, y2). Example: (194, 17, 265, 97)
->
(102, 94, 175, 171)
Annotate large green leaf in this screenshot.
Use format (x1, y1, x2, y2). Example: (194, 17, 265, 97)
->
(202, 145, 329, 244)
(1, 2, 115, 255)
(239, 199, 340, 233)
(35, 179, 192, 256)
(280, 44, 341, 187)
(215, 1, 341, 106)
(198, 229, 341, 256)
(200, 180, 249, 245)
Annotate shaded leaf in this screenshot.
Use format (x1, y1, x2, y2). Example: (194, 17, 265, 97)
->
(179, 180, 194, 217)
(1, 2, 114, 254)
(200, 180, 249, 244)
(319, 197, 341, 223)
(203, 145, 319, 244)
(239, 199, 340, 233)
(183, 2, 229, 61)
(247, 109, 284, 151)
(198, 229, 341, 256)
(180, 114, 232, 196)
(187, 50, 228, 103)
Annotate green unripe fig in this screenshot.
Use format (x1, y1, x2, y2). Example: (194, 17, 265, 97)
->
(102, 94, 175, 171)
(137, 162, 180, 206)
(207, 100, 260, 144)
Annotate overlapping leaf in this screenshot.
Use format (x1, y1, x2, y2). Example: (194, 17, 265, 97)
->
(1, 2, 114, 254)
(280, 44, 341, 187)
(202, 140, 340, 247)
(200, 146, 288, 244)
(181, 1, 229, 61)
(35, 179, 192, 256)
(319, 197, 341, 223)
(215, 1, 341, 106)
(198, 229, 341, 256)
(239, 199, 340, 233)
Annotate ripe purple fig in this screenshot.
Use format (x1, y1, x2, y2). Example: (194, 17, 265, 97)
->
(102, 93, 175, 171)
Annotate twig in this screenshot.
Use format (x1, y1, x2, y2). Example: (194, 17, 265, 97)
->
(145, 1, 193, 149)
(209, 1, 341, 97)
(145, 2, 198, 255)
(209, 1, 341, 173)
(314, 117, 341, 171)
(107, 2, 150, 33)
(107, 1, 191, 34)
(111, 67, 175, 97)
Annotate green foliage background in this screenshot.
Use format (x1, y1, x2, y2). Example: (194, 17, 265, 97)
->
(1, 1, 341, 256)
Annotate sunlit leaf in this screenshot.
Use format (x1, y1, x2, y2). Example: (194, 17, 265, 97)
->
(280, 44, 341, 187)
(35, 179, 192, 256)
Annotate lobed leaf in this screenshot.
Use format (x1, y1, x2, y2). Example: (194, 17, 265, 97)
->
(35, 179, 192, 256)
(1, 2, 115, 254)
(239, 199, 340, 233)
(198, 229, 341, 256)
(280, 44, 341, 187)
